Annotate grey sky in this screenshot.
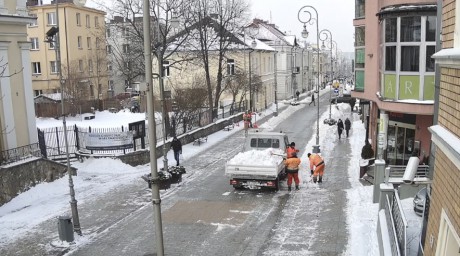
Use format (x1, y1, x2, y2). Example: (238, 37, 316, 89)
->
(249, 0, 355, 53)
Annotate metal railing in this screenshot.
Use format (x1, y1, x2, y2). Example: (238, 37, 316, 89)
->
(0, 143, 43, 166)
(384, 191, 408, 256)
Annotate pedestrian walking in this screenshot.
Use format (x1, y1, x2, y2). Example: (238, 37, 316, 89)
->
(344, 118, 351, 137)
(284, 152, 301, 191)
(308, 153, 325, 183)
(337, 118, 344, 139)
(296, 90, 300, 101)
(309, 92, 315, 106)
(170, 136, 182, 166)
(286, 142, 300, 158)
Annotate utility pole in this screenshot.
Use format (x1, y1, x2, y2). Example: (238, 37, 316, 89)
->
(143, 0, 165, 254)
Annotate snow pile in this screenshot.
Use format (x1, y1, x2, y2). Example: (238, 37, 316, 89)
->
(227, 148, 284, 166)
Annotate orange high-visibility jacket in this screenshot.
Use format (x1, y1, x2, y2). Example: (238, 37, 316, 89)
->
(284, 157, 301, 170)
(309, 154, 324, 170)
(286, 146, 299, 158)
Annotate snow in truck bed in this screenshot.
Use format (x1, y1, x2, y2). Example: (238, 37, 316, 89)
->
(227, 148, 285, 166)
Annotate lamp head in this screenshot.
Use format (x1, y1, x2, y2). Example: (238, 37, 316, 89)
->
(251, 39, 257, 48)
(301, 25, 309, 39)
(46, 26, 59, 37)
(170, 12, 179, 28)
(321, 41, 326, 50)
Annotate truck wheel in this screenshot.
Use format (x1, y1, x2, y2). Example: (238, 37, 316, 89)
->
(274, 178, 280, 191)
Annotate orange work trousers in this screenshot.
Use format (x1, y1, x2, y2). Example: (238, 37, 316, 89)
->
(313, 164, 325, 177)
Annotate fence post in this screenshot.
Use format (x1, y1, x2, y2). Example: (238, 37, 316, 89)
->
(55, 127, 61, 154)
(74, 125, 80, 151)
(373, 159, 386, 203)
(122, 126, 126, 155)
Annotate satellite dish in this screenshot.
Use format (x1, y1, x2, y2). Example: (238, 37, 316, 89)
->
(73, 0, 87, 6)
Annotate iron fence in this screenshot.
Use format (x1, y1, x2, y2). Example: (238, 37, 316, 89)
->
(0, 143, 43, 165)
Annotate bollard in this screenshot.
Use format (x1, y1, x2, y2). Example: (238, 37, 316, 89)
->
(57, 215, 74, 242)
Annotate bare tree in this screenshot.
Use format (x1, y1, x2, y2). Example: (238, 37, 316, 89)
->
(184, 0, 250, 122)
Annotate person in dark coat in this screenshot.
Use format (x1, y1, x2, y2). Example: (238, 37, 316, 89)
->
(337, 119, 344, 139)
(344, 118, 351, 137)
(309, 92, 315, 106)
(170, 136, 182, 166)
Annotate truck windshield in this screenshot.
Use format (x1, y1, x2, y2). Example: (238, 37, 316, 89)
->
(250, 138, 280, 148)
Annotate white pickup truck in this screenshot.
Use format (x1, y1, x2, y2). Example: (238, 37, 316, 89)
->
(225, 129, 290, 190)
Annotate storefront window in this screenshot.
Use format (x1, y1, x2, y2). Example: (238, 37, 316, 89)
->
(386, 122, 416, 165)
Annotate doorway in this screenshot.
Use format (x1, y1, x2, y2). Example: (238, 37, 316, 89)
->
(385, 121, 416, 165)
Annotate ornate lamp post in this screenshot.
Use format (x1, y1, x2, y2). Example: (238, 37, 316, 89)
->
(46, 0, 81, 235)
(298, 5, 321, 153)
(319, 29, 336, 125)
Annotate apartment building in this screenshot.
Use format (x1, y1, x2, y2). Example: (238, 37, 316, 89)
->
(27, 0, 108, 100)
(0, 0, 38, 151)
(424, 0, 460, 255)
(352, 0, 436, 166)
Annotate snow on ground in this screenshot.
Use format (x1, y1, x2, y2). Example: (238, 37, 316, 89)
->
(1, 90, 422, 254)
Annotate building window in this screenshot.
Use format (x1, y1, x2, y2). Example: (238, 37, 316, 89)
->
(31, 37, 39, 50)
(86, 14, 90, 28)
(50, 61, 60, 74)
(76, 13, 81, 26)
(385, 46, 396, 71)
(436, 210, 460, 256)
(401, 46, 420, 71)
(88, 60, 93, 72)
(426, 46, 436, 72)
(77, 36, 82, 49)
(355, 26, 365, 47)
(401, 17, 421, 42)
(108, 80, 114, 91)
(32, 62, 41, 74)
(95, 38, 100, 49)
(106, 27, 111, 37)
(78, 60, 83, 72)
(385, 18, 397, 42)
(123, 44, 129, 53)
(47, 12, 56, 25)
(29, 14, 38, 27)
(355, 0, 365, 18)
(87, 37, 92, 49)
(227, 59, 235, 75)
(382, 14, 436, 101)
(95, 17, 99, 28)
(48, 35, 56, 49)
(107, 45, 112, 53)
(122, 27, 129, 37)
(108, 64, 112, 71)
(162, 61, 170, 77)
(34, 90, 43, 96)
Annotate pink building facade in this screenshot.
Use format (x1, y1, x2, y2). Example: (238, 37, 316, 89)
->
(352, 0, 436, 165)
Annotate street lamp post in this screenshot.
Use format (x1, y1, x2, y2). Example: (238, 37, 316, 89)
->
(47, 0, 81, 235)
(319, 29, 336, 125)
(143, 0, 165, 254)
(298, 5, 321, 153)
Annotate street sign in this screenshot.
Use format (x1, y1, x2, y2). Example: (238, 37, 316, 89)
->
(334, 88, 339, 94)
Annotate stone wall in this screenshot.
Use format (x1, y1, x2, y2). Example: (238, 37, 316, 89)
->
(0, 159, 77, 206)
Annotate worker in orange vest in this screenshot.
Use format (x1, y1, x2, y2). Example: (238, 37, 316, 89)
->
(308, 153, 325, 183)
(286, 142, 300, 158)
(284, 152, 301, 191)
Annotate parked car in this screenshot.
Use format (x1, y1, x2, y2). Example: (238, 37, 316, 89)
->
(413, 187, 427, 216)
